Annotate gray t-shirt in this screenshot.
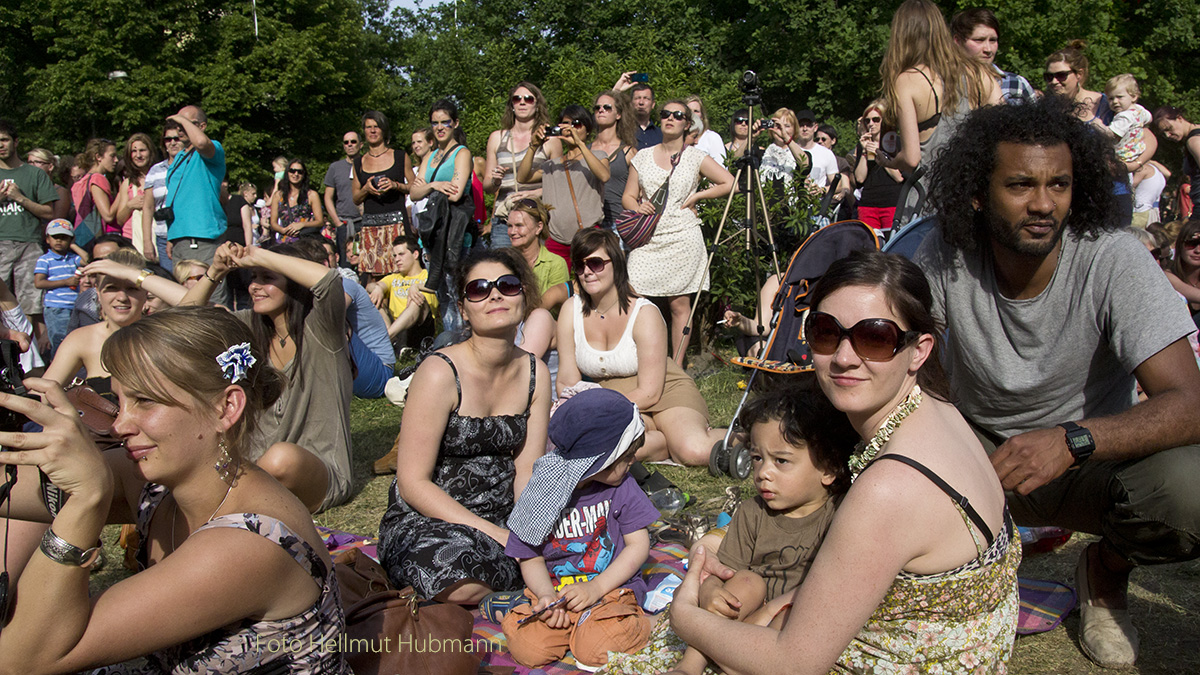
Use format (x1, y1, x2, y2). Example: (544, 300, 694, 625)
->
(237, 270, 354, 509)
(322, 158, 359, 221)
(542, 149, 608, 245)
(915, 228, 1196, 439)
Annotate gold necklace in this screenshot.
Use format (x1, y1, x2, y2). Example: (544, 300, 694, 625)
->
(848, 384, 922, 482)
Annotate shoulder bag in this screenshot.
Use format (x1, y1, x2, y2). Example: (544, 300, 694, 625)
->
(334, 548, 480, 675)
(614, 150, 683, 250)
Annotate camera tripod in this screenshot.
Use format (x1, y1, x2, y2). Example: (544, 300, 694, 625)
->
(677, 72, 788, 479)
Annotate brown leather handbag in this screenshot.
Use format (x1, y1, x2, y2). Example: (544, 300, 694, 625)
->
(333, 548, 481, 675)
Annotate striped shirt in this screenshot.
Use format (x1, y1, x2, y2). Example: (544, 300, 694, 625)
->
(35, 251, 82, 308)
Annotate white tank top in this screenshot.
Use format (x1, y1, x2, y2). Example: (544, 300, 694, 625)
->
(573, 296, 657, 379)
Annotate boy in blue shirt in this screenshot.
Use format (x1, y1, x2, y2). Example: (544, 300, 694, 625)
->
(34, 219, 82, 359)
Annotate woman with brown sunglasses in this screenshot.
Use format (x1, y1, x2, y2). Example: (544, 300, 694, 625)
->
(1044, 40, 1111, 124)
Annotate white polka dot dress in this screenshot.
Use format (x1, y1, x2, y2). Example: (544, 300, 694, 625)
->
(627, 145, 709, 297)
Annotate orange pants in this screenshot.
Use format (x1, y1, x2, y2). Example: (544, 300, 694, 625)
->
(501, 587, 651, 668)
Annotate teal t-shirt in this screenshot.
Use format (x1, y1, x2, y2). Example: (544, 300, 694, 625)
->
(165, 140, 226, 241)
(0, 164, 57, 242)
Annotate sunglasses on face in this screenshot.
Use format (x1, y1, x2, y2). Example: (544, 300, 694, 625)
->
(561, 119, 586, 129)
(594, 104, 614, 112)
(816, 136, 831, 143)
(865, 116, 882, 123)
(660, 110, 688, 121)
(343, 140, 359, 145)
(512, 94, 536, 105)
(464, 274, 523, 302)
(576, 256, 611, 275)
(163, 135, 185, 143)
(1184, 236, 1200, 249)
(1044, 70, 1073, 84)
(288, 168, 305, 175)
(734, 117, 749, 124)
(805, 311, 920, 362)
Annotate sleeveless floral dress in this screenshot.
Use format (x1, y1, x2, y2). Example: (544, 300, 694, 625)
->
(90, 483, 351, 674)
(377, 351, 536, 599)
(626, 145, 708, 297)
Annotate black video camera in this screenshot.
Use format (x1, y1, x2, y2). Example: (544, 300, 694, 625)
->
(760, 119, 777, 129)
(739, 70, 762, 94)
(154, 205, 175, 225)
(0, 339, 28, 433)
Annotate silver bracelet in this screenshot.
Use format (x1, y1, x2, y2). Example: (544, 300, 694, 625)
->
(40, 527, 103, 569)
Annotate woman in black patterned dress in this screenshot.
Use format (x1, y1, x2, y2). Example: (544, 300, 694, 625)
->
(378, 247, 551, 604)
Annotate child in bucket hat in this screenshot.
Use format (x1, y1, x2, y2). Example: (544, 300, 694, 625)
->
(500, 388, 659, 670)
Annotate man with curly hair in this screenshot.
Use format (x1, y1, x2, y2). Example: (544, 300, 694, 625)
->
(915, 95, 1200, 668)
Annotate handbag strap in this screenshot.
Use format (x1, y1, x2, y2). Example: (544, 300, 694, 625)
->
(562, 155, 584, 229)
(650, 150, 683, 212)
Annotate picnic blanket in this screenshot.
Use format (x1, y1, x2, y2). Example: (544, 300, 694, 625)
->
(317, 526, 1075, 673)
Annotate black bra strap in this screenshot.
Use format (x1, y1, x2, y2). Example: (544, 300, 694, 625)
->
(870, 454, 994, 547)
(914, 68, 940, 113)
(524, 351, 537, 413)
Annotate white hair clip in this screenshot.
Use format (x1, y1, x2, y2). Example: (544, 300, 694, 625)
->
(216, 342, 257, 384)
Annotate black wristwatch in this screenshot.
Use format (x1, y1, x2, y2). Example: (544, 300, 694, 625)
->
(1057, 421, 1095, 467)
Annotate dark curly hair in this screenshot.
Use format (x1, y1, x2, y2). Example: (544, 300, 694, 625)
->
(926, 94, 1121, 254)
(737, 376, 859, 496)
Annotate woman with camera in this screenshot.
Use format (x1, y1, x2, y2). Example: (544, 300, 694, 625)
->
(0, 306, 352, 674)
(623, 100, 735, 365)
(353, 110, 415, 276)
(517, 105, 611, 265)
(757, 108, 811, 188)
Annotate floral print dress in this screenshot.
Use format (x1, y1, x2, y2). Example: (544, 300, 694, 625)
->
(91, 483, 351, 675)
(377, 351, 536, 599)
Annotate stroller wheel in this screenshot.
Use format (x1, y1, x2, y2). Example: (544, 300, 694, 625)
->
(708, 439, 728, 477)
(728, 440, 752, 480)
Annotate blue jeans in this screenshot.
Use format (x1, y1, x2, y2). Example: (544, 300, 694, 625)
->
(156, 235, 173, 273)
(489, 216, 511, 249)
(350, 332, 391, 399)
(44, 306, 72, 361)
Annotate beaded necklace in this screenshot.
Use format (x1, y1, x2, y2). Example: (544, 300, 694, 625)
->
(848, 384, 922, 482)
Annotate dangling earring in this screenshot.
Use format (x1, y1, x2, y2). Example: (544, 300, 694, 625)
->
(213, 436, 239, 486)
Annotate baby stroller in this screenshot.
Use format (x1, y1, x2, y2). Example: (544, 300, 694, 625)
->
(710, 220, 881, 478)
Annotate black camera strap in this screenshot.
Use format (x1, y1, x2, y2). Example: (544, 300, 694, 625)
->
(163, 148, 192, 211)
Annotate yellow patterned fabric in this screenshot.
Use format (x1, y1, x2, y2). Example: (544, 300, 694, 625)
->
(832, 516, 1021, 674)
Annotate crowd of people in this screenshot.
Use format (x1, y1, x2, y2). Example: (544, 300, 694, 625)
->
(0, 0, 1199, 671)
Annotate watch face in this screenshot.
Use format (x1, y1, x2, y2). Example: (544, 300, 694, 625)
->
(1066, 435, 1091, 452)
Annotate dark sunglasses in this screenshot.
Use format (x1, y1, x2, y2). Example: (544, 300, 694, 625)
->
(1044, 70, 1072, 84)
(865, 116, 882, 123)
(561, 119, 587, 129)
(594, 104, 614, 112)
(805, 311, 919, 362)
(516, 198, 540, 209)
(734, 117, 749, 124)
(288, 168, 306, 175)
(511, 94, 536, 105)
(1184, 236, 1200, 249)
(660, 110, 688, 121)
(464, 274, 523, 302)
(343, 139, 359, 145)
(576, 256, 612, 275)
(163, 135, 185, 143)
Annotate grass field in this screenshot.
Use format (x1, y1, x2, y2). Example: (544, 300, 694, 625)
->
(89, 350, 1200, 674)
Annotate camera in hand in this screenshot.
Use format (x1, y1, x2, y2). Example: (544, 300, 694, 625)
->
(631, 73, 650, 83)
(545, 126, 564, 137)
(0, 339, 29, 433)
(760, 119, 777, 129)
(154, 206, 175, 225)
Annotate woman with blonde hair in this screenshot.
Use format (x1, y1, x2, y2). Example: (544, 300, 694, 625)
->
(757, 107, 811, 186)
(876, 0, 998, 179)
(25, 147, 72, 221)
(483, 81, 551, 247)
(0, 306, 351, 674)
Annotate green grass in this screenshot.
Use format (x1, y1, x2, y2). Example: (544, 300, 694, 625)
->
(89, 346, 1200, 674)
